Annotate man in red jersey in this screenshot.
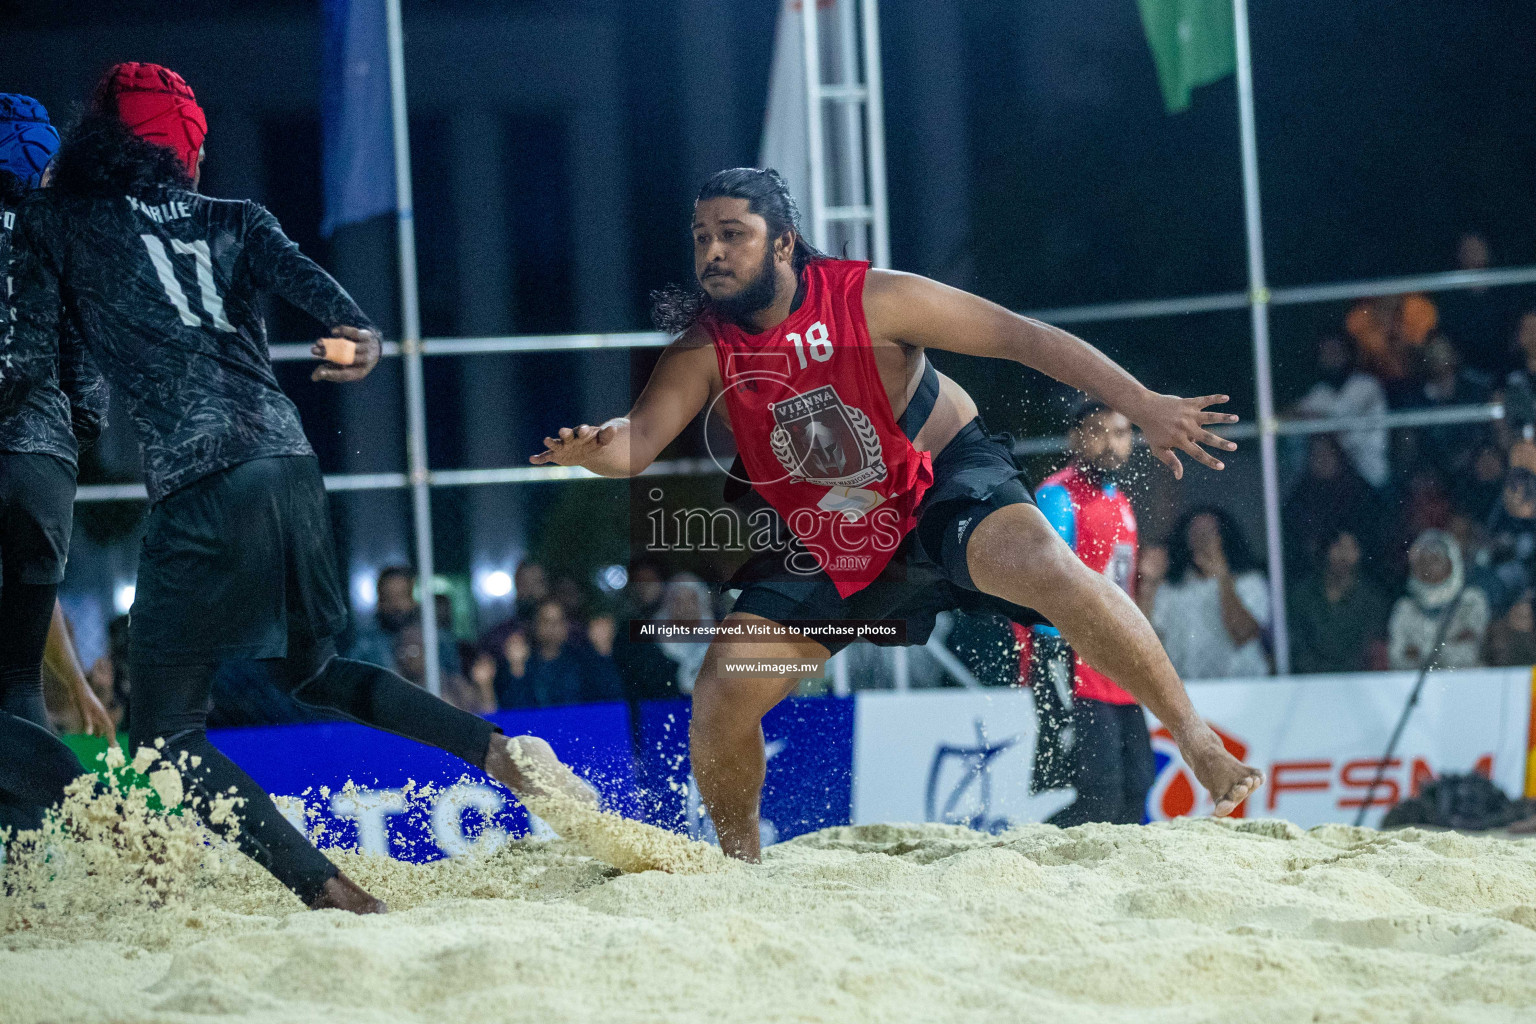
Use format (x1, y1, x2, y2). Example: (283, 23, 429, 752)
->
(534, 168, 1261, 859)
(1020, 399, 1155, 826)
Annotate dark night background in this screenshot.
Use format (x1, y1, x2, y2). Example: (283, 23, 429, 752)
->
(5, 0, 1535, 627)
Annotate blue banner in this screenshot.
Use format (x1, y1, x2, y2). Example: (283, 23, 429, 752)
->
(209, 703, 639, 862)
(205, 697, 853, 863)
(320, 0, 396, 236)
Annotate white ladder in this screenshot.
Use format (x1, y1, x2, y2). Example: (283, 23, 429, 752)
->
(797, 0, 891, 269)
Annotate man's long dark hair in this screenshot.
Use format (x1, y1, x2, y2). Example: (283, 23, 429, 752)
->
(650, 167, 829, 335)
(50, 110, 192, 199)
(1166, 505, 1264, 584)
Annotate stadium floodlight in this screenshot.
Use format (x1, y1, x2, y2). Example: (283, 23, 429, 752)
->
(476, 569, 514, 600)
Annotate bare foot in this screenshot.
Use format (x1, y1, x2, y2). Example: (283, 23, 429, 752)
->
(309, 871, 387, 914)
(484, 734, 600, 807)
(1178, 725, 1264, 817)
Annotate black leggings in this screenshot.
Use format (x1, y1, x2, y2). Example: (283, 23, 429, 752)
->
(129, 639, 500, 903)
(0, 579, 86, 838)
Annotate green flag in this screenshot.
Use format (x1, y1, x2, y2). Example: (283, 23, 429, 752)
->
(1137, 0, 1236, 114)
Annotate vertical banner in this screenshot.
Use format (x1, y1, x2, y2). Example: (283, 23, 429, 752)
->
(760, 0, 864, 242)
(760, 0, 811, 210)
(319, 0, 396, 236)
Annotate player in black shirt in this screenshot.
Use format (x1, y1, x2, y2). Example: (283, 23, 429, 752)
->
(2, 64, 589, 912)
(0, 93, 116, 844)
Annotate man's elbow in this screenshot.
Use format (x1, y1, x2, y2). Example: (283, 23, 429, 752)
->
(612, 450, 653, 479)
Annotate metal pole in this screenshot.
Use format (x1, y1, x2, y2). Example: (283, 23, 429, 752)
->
(861, 0, 891, 268)
(1232, 0, 1288, 674)
(800, 0, 828, 250)
(257, 262, 1536, 363)
(830, 650, 851, 696)
(71, 401, 1510, 503)
(1352, 585, 1469, 826)
(385, 0, 441, 697)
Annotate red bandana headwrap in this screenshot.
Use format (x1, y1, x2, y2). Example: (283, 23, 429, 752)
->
(93, 62, 207, 178)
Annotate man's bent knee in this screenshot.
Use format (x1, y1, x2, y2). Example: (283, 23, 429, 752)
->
(278, 638, 341, 695)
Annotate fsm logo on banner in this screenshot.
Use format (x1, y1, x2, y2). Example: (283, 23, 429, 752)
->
(1143, 668, 1532, 827)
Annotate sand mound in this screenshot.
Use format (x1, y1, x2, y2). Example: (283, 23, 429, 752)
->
(5, 812, 1536, 1022)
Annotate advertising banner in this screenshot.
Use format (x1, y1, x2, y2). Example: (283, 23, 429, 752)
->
(851, 669, 1533, 831)
(209, 703, 639, 862)
(1148, 668, 1534, 827)
(187, 669, 1533, 865)
(851, 689, 1076, 831)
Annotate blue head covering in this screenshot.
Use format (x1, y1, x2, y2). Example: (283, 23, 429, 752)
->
(0, 94, 61, 189)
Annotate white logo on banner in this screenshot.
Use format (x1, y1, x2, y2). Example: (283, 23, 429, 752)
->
(925, 720, 1020, 832)
(853, 690, 1076, 829)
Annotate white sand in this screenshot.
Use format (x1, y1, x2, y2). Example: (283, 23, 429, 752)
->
(6, 801, 1536, 1023)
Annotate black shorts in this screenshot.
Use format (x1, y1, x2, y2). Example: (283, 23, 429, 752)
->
(130, 456, 348, 665)
(0, 452, 75, 585)
(729, 417, 1046, 654)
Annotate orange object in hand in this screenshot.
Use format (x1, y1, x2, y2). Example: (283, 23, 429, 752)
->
(320, 336, 357, 366)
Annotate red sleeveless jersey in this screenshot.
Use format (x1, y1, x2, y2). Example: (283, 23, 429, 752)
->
(703, 259, 934, 597)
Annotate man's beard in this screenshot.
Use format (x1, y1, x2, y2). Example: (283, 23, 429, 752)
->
(704, 247, 780, 326)
(1080, 458, 1124, 486)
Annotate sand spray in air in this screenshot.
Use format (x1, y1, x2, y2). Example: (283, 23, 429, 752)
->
(1, 743, 248, 931)
(1, 734, 726, 935)
(504, 735, 731, 875)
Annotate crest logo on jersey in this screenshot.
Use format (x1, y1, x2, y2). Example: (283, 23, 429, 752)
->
(768, 385, 886, 488)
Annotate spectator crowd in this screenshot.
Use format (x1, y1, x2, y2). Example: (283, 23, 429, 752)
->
(1140, 233, 1536, 680)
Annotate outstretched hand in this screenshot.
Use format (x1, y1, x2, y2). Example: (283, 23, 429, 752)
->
(73, 681, 118, 747)
(311, 325, 382, 383)
(531, 423, 620, 467)
(1133, 393, 1239, 479)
